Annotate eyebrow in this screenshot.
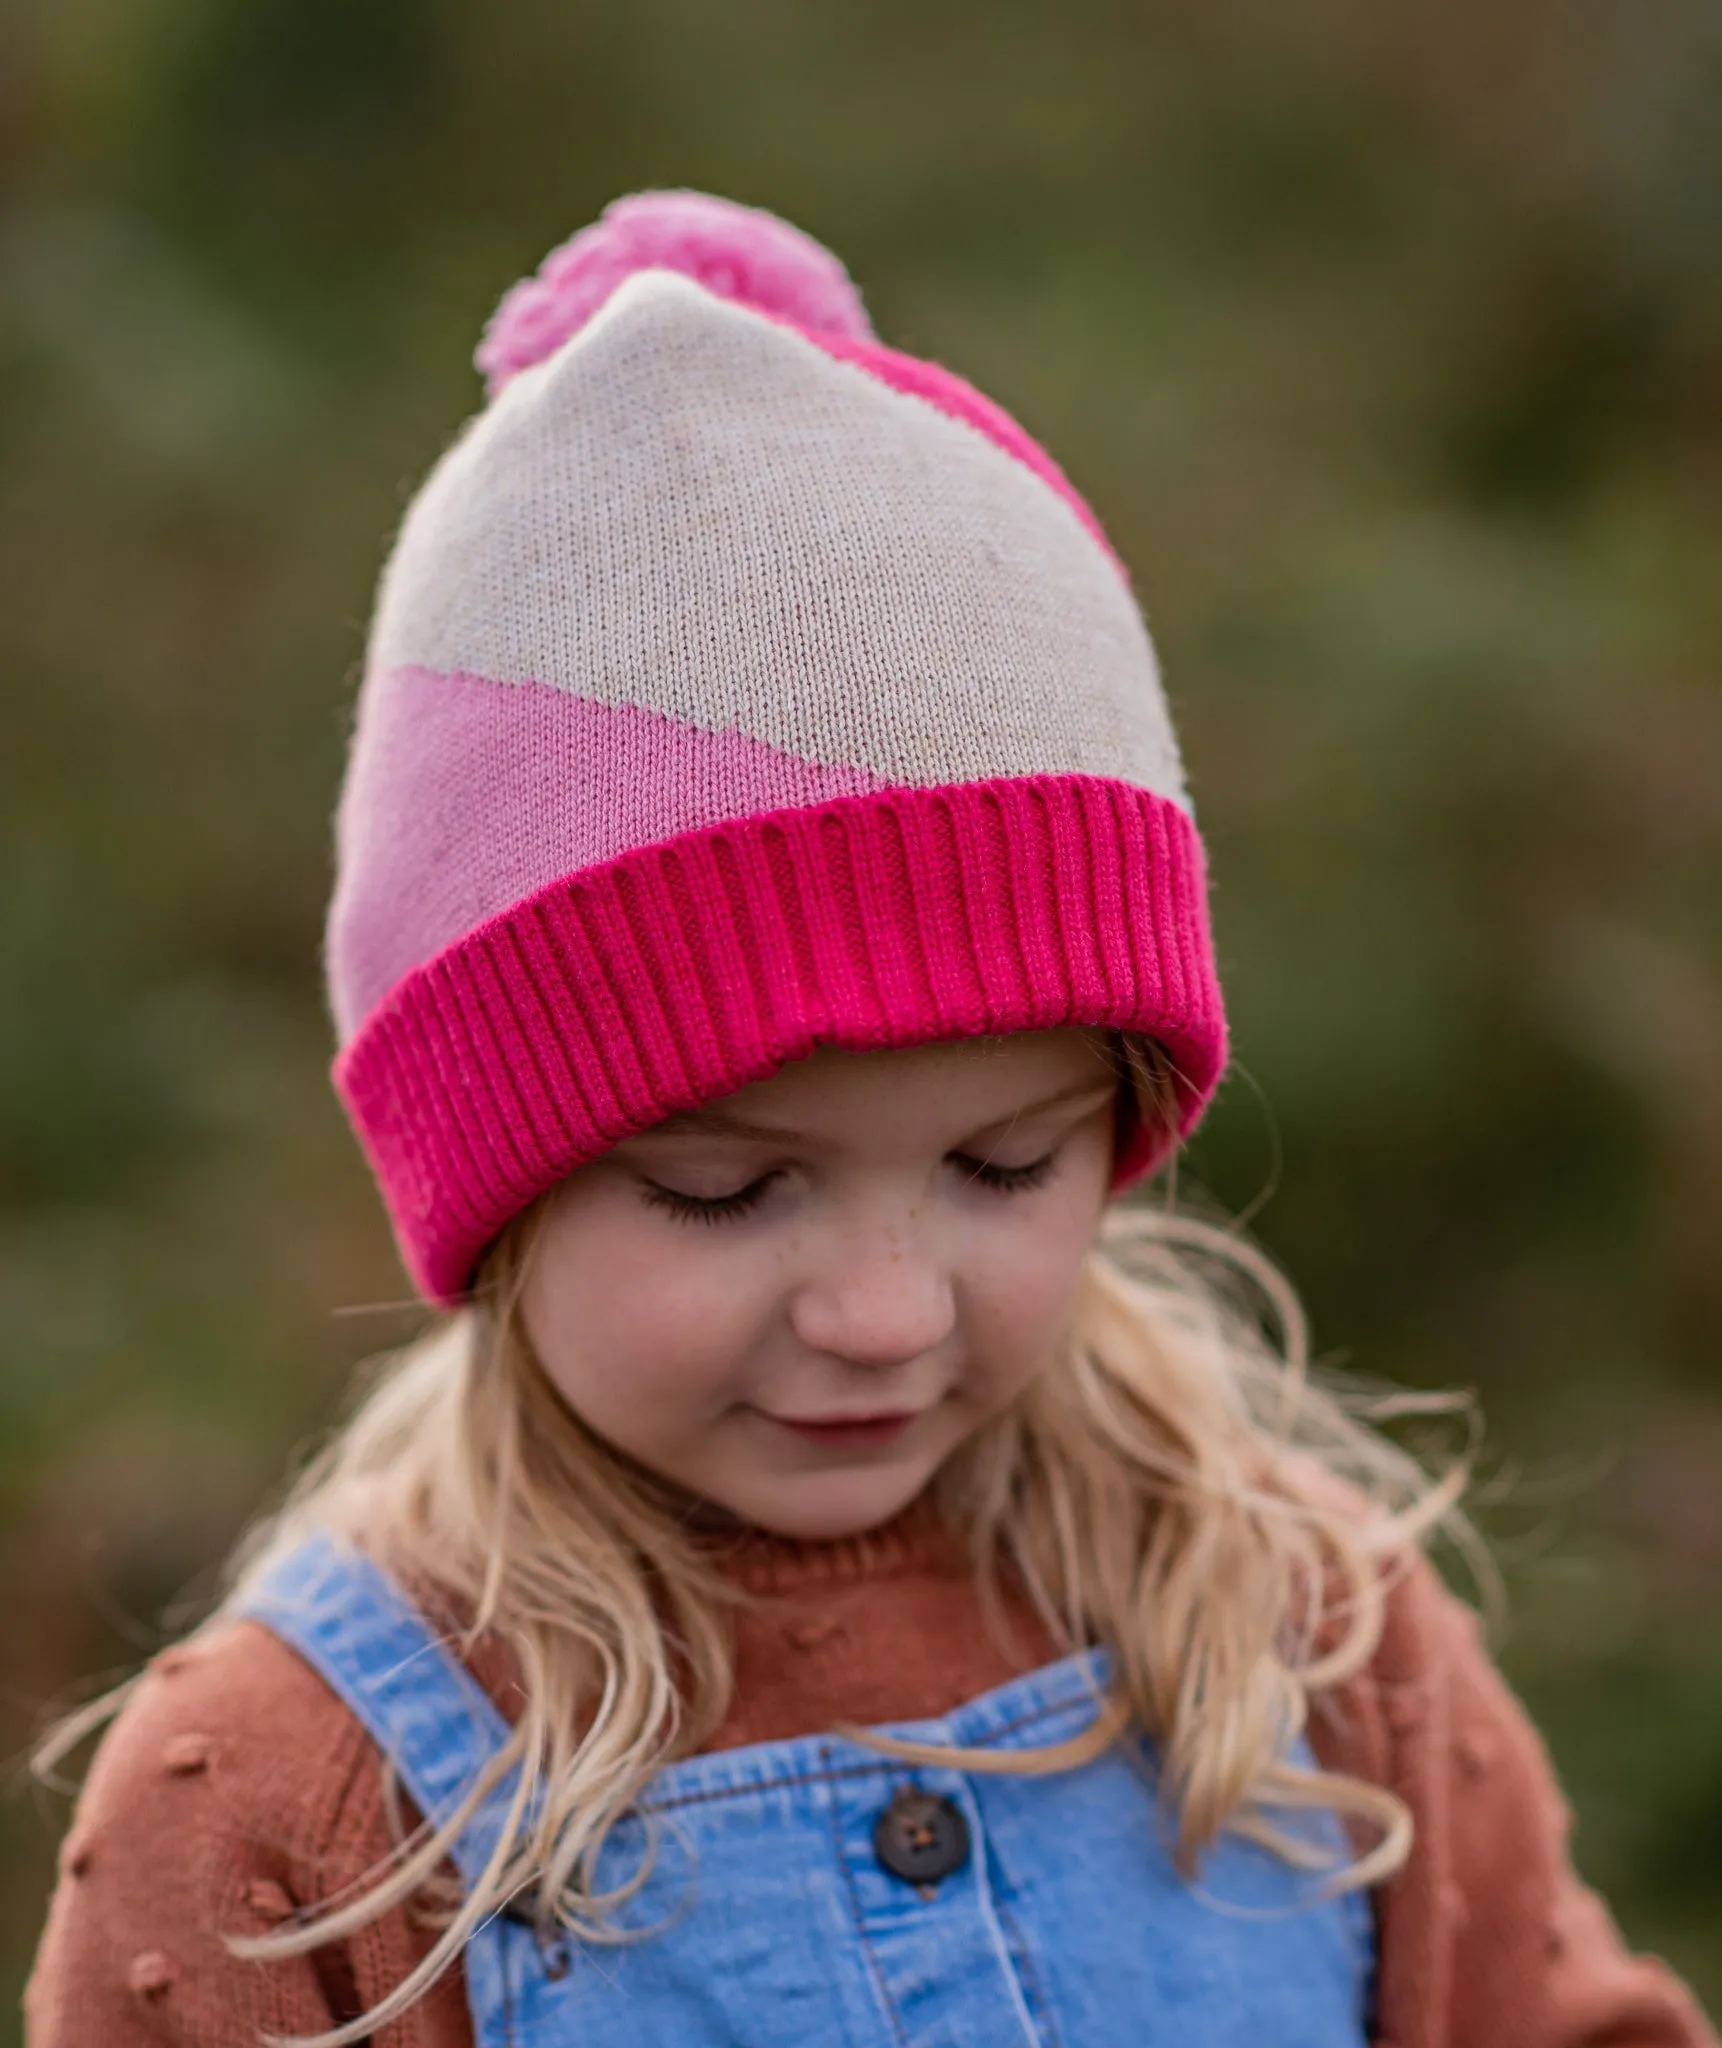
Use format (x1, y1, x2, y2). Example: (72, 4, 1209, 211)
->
(636, 1076, 1116, 1149)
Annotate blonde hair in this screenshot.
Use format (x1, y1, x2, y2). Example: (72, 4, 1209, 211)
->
(38, 1034, 1477, 2048)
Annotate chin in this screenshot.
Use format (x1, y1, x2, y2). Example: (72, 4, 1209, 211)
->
(732, 1461, 934, 1543)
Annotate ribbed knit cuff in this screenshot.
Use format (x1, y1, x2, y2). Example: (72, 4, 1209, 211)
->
(335, 775, 1226, 1304)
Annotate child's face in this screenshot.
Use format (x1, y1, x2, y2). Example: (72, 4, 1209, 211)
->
(520, 1029, 1121, 1540)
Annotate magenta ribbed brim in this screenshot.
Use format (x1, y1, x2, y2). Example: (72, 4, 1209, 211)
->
(336, 775, 1226, 1304)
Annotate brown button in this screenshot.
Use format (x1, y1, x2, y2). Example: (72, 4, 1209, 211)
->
(873, 1788, 969, 1887)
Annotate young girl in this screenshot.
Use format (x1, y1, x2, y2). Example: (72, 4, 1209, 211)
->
(27, 190, 1712, 2048)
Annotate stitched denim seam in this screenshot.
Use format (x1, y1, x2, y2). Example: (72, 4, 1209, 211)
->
(990, 1883, 1063, 2048)
(824, 1756, 912, 2048)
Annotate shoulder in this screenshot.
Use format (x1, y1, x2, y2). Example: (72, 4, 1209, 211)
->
(1309, 1544, 1717, 2048)
(26, 1620, 398, 2045)
(77, 1617, 389, 1886)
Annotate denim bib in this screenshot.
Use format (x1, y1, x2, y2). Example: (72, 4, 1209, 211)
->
(245, 1534, 1373, 2046)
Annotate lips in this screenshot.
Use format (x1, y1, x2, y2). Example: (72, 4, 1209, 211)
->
(766, 1411, 920, 1448)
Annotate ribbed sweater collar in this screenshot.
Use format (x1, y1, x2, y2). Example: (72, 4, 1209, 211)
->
(698, 1491, 961, 1597)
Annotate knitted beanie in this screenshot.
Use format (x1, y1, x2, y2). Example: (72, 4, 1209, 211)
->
(327, 190, 1227, 1305)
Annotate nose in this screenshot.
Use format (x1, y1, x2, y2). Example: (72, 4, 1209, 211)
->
(788, 1212, 957, 1372)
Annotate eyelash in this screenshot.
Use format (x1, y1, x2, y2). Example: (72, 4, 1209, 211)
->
(637, 1152, 1058, 1227)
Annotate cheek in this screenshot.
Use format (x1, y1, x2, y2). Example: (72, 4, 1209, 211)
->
(964, 1165, 1108, 1382)
(521, 1197, 777, 1436)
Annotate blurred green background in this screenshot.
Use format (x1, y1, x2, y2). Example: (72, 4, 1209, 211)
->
(3, 0, 1719, 2029)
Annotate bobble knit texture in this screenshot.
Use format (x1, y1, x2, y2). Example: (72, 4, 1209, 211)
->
(325, 194, 1226, 1302)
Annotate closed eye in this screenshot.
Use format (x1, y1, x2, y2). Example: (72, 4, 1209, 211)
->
(638, 1174, 779, 1226)
(950, 1150, 1058, 1194)
(638, 1148, 1059, 1225)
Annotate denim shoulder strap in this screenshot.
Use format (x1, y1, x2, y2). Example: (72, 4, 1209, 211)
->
(240, 1530, 522, 1890)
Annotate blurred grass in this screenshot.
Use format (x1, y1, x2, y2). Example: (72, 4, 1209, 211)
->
(3, 0, 1719, 2031)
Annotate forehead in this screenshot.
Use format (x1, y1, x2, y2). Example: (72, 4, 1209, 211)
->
(644, 1028, 1119, 1145)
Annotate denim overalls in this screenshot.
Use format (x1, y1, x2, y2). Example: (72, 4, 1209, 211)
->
(246, 1534, 1374, 2046)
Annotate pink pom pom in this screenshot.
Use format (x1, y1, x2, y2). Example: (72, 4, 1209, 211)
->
(475, 190, 874, 399)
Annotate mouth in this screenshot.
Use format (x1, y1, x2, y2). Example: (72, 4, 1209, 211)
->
(764, 1410, 922, 1449)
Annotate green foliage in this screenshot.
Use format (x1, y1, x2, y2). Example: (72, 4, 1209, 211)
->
(3, 0, 1718, 2029)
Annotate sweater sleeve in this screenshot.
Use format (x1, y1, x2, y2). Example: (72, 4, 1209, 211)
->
(1430, 1582, 1715, 2048)
(24, 1623, 471, 2048)
(1333, 1550, 1717, 2048)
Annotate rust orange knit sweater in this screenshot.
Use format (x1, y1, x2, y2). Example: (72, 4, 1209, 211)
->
(27, 1505, 1715, 2047)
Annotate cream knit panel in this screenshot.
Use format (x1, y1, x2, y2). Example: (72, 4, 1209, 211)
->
(366, 273, 1188, 808)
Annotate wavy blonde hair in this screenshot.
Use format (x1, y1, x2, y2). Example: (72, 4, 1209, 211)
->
(39, 1034, 1478, 2048)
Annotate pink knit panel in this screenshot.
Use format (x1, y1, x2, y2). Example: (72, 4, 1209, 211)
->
(327, 666, 887, 1041)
